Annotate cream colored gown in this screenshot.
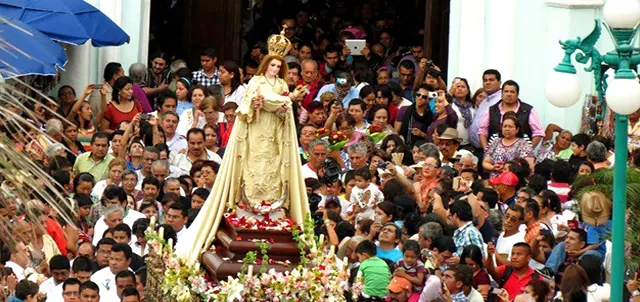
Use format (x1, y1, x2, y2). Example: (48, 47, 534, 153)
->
(176, 75, 310, 264)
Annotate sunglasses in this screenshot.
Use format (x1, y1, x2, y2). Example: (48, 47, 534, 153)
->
(415, 93, 428, 99)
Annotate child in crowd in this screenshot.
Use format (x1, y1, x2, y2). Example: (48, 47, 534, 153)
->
(349, 167, 384, 220)
(356, 240, 391, 301)
(394, 240, 426, 302)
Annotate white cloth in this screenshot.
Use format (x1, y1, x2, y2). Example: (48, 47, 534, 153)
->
(5, 261, 24, 280)
(46, 283, 64, 302)
(467, 287, 484, 302)
(495, 230, 525, 261)
(176, 226, 188, 243)
(349, 183, 384, 220)
(166, 133, 187, 155)
(301, 163, 318, 180)
(225, 84, 247, 105)
(176, 109, 207, 137)
(40, 277, 63, 301)
(586, 283, 610, 302)
(91, 180, 110, 200)
(171, 149, 222, 175)
(90, 267, 119, 302)
(129, 241, 149, 257)
(92, 210, 146, 246)
(452, 102, 475, 145)
(398, 97, 412, 108)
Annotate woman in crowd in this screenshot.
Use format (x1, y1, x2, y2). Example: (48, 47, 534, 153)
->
(176, 84, 208, 137)
(92, 158, 126, 199)
(199, 160, 218, 191)
(536, 124, 573, 163)
(128, 63, 153, 113)
(57, 85, 77, 117)
(68, 84, 106, 151)
(204, 124, 224, 158)
(381, 134, 406, 156)
(414, 155, 442, 206)
(425, 92, 457, 143)
(482, 112, 535, 177)
(460, 244, 491, 299)
(175, 77, 193, 115)
(558, 264, 590, 301)
(359, 85, 376, 115)
(220, 60, 246, 105)
(472, 88, 486, 107)
(218, 102, 238, 148)
(61, 120, 85, 163)
(201, 96, 224, 126)
(450, 78, 475, 146)
(139, 200, 160, 221)
(102, 76, 143, 133)
(366, 104, 394, 135)
(578, 161, 595, 176)
(377, 67, 391, 85)
(375, 84, 397, 123)
(121, 170, 140, 201)
(336, 113, 365, 146)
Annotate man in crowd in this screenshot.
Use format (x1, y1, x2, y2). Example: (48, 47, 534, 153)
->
(346, 143, 368, 171)
(314, 70, 359, 107)
(89, 62, 123, 114)
(164, 202, 189, 242)
(171, 128, 222, 174)
(478, 80, 544, 149)
(192, 48, 219, 87)
(376, 223, 404, 263)
(302, 139, 328, 180)
(436, 128, 463, 166)
(39, 254, 70, 299)
(90, 243, 133, 300)
(494, 204, 525, 266)
(298, 59, 323, 109)
(395, 60, 415, 100)
(449, 200, 485, 258)
(440, 265, 470, 302)
(469, 69, 502, 149)
(62, 278, 81, 302)
(486, 242, 537, 301)
(490, 171, 519, 207)
(94, 238, 116, 273)
(73, 133, 114, 181)
(161, 112, 187, 154)
(80, 281, 101, 302)
(136, 147, 160, 189)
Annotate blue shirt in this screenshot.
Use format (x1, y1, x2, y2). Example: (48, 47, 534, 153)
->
(314, 84, 360, 108)
(580, 220, 612, 256)
(176, 100, 193, 116)
(376, 246, 403, 263)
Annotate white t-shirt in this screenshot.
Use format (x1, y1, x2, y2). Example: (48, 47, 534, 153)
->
(301, 164, 318, 180)
(225, 84, 247, 105)
(495, 230, 525, 261)
(40, 277, 63, 301)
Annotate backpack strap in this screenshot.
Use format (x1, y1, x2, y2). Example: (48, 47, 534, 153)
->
(499, 266, 514, 288)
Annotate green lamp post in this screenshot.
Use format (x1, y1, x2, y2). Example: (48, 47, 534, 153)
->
(544, 0, 640, 300)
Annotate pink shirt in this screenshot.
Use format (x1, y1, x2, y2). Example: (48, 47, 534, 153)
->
(477, 101, 544, 138)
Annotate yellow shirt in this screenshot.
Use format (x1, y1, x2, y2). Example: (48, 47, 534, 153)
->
(73, 152, 114, 182)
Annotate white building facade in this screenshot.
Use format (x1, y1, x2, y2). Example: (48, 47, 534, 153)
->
(447, 0, 618, 133)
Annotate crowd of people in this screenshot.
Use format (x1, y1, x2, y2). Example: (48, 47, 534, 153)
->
(0, 1, 637, 302)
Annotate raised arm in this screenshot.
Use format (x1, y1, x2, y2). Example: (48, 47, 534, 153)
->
(119, 113, 141, 159)
(94, 84, 108, 129)
(67, 84, 94, 120)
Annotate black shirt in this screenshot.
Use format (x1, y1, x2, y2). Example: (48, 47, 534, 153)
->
(569, 154, 587, 172)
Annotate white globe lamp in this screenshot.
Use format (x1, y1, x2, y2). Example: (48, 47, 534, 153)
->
(606, 77, 640, 115)
(544, 70, 582, 107)
(603, 0, 640, 29)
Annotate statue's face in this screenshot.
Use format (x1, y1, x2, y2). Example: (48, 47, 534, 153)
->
(267, 59, 282, 77)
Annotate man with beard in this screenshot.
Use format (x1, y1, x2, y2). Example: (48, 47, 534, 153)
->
(314, 70, 359, 108)
(171, 128, 221, 175)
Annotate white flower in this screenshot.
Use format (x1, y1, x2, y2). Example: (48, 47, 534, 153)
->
(224, 276, 245, 302)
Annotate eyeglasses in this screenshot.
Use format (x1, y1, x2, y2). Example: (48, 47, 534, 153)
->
(64, 292, 80, 297)
(423, 163, 438, 169)
(415, 93, 428, 99)
(503, 214, 520, 222)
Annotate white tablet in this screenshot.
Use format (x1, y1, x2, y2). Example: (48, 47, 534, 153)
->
(345, 39, 366, 56)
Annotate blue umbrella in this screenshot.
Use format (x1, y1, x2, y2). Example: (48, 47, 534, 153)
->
(0, 0, 130, 47)
(0, 16, 67, 78)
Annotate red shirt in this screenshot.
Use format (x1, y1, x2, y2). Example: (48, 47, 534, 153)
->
(104, 101, 143, 130)
(297, 78, 323, 110)
(46, 217, 68, 256)
(388, 105, 399, 125)
(218, 122, 234, 148)
(497, 265, 540, 300)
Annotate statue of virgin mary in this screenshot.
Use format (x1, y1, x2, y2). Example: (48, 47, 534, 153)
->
(176, 29, 310, 264)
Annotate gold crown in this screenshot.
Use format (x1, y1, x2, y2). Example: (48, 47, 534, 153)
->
(267, 26, 293, 57)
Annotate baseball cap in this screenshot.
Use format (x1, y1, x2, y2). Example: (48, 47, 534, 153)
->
(387, 276, 412, 293)
(387, 276, 411, 293)
(489, 171, 519, 187)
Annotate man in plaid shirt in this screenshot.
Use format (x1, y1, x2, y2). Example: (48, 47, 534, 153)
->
(449, 200, 487, 258)
(191, 47, 220, 87)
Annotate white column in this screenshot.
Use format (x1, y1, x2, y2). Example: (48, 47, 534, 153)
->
(485, 0, 517, 81)
(454, 0, 486, 90)
(139, 0, 151, 65)
(97, 0, 123, 73)
(59, 43, 92, 92)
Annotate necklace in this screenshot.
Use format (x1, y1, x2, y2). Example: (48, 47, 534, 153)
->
(265, 75, 276, 87)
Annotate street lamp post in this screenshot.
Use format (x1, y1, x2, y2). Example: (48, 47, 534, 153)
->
(544, 0, 640, 300)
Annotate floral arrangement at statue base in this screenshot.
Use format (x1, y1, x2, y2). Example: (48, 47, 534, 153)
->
(224, 211, 295, 231)
(145, 217, 216, 302)
(145, 214, 362, 302)
(211, 215, 362, 302)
